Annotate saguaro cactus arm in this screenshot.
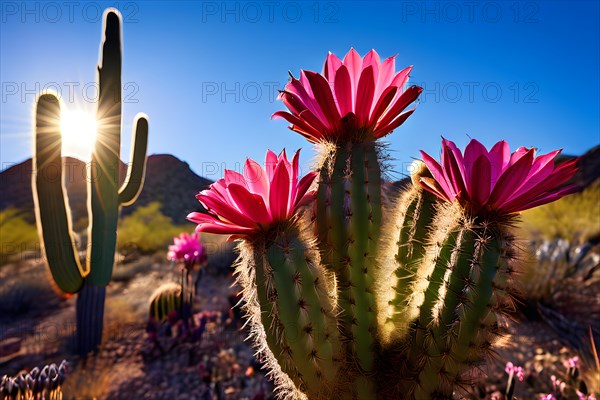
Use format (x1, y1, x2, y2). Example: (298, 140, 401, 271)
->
(119, 115, 149, 205)
(32, 94, 85, 294)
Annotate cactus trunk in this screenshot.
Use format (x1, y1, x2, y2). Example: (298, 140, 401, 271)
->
(76, 281, 106, 355)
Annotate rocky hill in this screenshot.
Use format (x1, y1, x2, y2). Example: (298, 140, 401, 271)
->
(563, 144, 600, 189)
(0, 154, 212, 224)
(1, 145, 598, 224)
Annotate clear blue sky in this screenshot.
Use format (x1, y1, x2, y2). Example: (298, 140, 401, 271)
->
(1, 1, 599, 182)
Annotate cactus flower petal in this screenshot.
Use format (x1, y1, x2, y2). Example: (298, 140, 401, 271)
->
(187, 212, 255, 234)
(189, 149, 317, 239)
(273, 48, 422, 143)
(270, 159, 291, 220)
(470, 155, 492, 207)
(419, 138, 579, 215)
(243, 158, 270, 197)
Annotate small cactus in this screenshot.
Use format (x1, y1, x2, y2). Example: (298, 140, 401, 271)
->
(149, 283, 183, 322)
(32, 9, 148, 355)
(188, 49, 579, 399)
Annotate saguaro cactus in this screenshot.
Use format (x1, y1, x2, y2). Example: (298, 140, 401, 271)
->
(32, 9, 148, 355)
(188, 49, 579, 399)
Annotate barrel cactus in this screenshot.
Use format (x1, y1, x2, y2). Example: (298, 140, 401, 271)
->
(149, 282, 183, 322)
(32, 9, 148, 355)
(187, 48, 579, 399)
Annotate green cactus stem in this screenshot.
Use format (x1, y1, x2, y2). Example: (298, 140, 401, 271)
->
(242, 228, 342, 399)
(32, 9, 148, 356)
(314, 141, 381, 378)
(33, 94, 85, 294)
(383, 162, 438, 342)
(149, 283, 183, 322)
(409, 212, 515, 399)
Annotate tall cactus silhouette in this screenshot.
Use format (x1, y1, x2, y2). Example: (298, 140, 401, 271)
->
(32, 9, 148, 355)
(188, 49, 579, 399)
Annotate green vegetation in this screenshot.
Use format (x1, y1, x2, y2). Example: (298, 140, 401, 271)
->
(521, 179, 600, 243)
(0, 208, 39, 265)
(117, 202, 192, 254)
(0, 202, 206, 266)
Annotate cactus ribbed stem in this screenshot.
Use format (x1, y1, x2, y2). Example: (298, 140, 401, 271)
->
(243, 228, 341, 399)
(415, 227, 477, 397)
(397, 228, 460, 394)
(76, 281, 106, 355)
(317, 146, 352, 328)
(87, 11, 123, 287)
(347, 143, 378, 373)
(253, 250, 299, 379)
(388, 184, 438, 338)
(33, 95, 85, 294)
(149, 283, 182, 321)
(118, 117, 149, 205)
(313, 142, 382, 399)
(413, 220, 514, 398)
(453, 235, 501, 352)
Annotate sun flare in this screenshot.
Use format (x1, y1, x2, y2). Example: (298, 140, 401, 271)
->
(60, 109, 97, 161)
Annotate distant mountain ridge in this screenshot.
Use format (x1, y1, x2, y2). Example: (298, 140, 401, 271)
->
(560, 144, 600, 189)
(1, 146, 598, 225)
(0, 154, 212, 224)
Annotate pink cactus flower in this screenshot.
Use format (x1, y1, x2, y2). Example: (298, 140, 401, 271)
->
(188, 149, 317, 239)
(273, 48, 423, 143)
(578, 392, 595, 400)
(565, 355, 580, 369)
(505, 361, 525, 382)
(542, 395, 556, 400)
(167, 232, 207, 268)
(419, 138, 579, 215)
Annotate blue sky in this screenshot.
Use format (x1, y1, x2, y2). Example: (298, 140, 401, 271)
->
(1, 1, 599, 182)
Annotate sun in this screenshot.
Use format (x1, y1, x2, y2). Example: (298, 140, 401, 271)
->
(60, 109, 97, 161)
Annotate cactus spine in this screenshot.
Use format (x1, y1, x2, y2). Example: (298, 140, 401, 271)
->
(33, 9, 148, 355)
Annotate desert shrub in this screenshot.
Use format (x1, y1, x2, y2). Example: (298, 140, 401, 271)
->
(521, 179, 600, 243)
(516, 237, 600, 350)
(61, 355, 111, 400)
(117, 202, 191, 254)
(0, 209, 39, 265)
